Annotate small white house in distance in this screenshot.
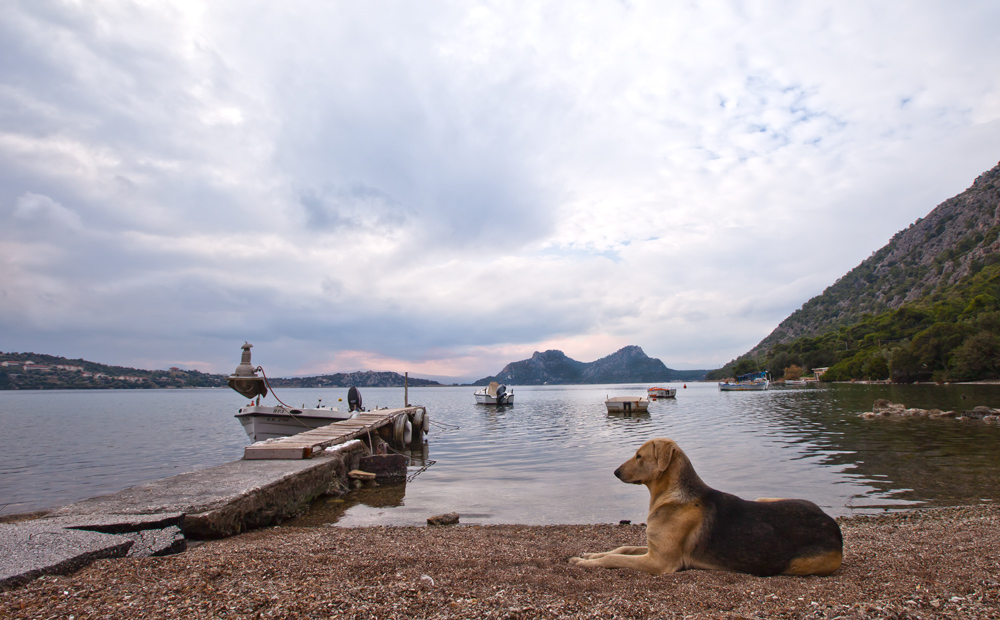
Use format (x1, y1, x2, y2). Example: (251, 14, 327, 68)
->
(813, 367, 830, 380)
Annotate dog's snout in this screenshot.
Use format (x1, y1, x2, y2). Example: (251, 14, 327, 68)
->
(614, 466, 624, 480)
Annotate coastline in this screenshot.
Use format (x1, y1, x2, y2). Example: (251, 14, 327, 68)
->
(3, 504, 998, 619)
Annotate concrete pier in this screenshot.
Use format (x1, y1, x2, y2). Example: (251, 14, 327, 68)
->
(1, 407, 426, 590)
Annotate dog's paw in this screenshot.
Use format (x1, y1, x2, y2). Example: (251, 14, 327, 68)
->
(568, 556, 589, 566)
(580, 552, 605, 559)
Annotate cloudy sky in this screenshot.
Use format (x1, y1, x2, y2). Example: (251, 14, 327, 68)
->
(1, 1, 999, 382)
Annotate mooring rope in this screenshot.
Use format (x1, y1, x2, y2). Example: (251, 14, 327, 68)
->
(255, 366, 314, 430)
(429, 419, 460, 430)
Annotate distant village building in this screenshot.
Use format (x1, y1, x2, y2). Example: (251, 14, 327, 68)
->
(1, 361, 22, 367)
(116, 375, 144, 382)
(23, 364, 52, 372)
(813, 367, 830, 380)
(54, 365, 85, 372)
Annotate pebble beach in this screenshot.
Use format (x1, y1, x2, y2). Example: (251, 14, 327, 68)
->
(3, 504, 998, 619)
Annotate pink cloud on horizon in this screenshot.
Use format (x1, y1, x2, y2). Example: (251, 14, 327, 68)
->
(290, 334, 636, 380)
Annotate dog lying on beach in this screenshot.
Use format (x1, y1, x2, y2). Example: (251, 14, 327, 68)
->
(569, 438, 843, 576)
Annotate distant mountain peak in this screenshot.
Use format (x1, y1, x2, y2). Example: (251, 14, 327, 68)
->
(475, 346, 706, 385)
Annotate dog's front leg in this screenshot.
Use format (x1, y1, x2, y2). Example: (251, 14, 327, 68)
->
(569, 551, 678, 575)
(578, 545, 647, 559)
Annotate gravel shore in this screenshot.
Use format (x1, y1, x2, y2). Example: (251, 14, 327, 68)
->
(3, 505, 998, 619)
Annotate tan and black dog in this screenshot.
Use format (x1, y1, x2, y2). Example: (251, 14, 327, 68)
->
(570, 437, 843, 576)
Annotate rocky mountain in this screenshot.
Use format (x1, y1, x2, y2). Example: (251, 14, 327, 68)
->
(705, 159, 1000, 383)
(474, 346, 707, 385)
(748, 160, 1000, 358)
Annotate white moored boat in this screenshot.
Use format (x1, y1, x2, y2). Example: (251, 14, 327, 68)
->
(227, 343, 365, 442)
(235, 400, 356, 442)
(605, 396, 649, 413)
(647, 386, 676, 399)
(475, 381, 514, 405)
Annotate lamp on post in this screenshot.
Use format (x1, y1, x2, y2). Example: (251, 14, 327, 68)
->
(227, 342, 268, 400)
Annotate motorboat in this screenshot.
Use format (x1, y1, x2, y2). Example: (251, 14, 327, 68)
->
(235, 400, 355, 442)
(719, 371, 770, 391)
(227, 343, 364, 442)
(475, 381, 514, 404)
(647, 386, 676, 399)
(605, 396, 649, 413)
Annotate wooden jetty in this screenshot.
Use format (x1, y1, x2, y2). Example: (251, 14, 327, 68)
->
(243, 407, 423, 460)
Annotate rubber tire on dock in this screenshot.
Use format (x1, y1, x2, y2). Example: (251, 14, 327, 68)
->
(412, 408, 429, 435)
(394, 414, 413, 445)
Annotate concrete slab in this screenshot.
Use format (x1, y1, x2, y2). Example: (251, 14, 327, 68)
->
(43, 512, 184, 535)
(51, 440, 369, 538)
(122, 526, 186, 558)
(2, 438, 370, 588)
(0, 521, 133, 590)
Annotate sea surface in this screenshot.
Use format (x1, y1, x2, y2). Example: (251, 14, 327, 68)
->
(2, 383, 999, 526)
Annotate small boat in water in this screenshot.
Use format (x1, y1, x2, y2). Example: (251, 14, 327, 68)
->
(719, 371, 770, 392)
(235, 400, 355, 442)
(647, 386, 676, 399)
(475, 381, 514, 405)
(227, 343, 365, 442)
(605, 396, 649, 413)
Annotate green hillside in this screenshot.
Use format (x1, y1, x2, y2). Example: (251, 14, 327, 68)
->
(709, 160, 1000, 383)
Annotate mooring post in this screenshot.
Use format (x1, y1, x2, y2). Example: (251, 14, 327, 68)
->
(405, 371, 409, 407)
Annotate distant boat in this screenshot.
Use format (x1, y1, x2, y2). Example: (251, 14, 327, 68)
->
(719, 371, 770, 392)
(475, 381, 514, 405)
(605, 395, 649, 413)
(647, 386, 676, 399)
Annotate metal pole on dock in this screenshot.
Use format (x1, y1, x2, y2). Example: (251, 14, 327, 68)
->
(405, 371, 409, 407)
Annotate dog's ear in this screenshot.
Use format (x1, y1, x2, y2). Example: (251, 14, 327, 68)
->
(655, 440, 676, 473)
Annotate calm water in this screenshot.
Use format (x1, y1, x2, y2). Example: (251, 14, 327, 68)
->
(2, 383, 999, 525)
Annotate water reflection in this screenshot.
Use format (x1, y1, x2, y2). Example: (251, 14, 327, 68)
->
(736, 384, 1000, 510)
(285, 483, 408, 527)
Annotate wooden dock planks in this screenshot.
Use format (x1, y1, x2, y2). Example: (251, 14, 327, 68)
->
(242, 407, 420, 460)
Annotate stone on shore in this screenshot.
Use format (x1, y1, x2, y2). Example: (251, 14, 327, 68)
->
(427, 512, 460, 526)
(862, 399, 999, 421)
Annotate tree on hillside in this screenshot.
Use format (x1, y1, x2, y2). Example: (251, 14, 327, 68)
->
(949, 332, 1000, 381)
(731, 359, 758, 378)
(783, 365, 803, 380)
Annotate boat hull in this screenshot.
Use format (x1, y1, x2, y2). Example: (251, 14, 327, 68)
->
(718, 382, 769, 391)
(647, 387, 676, 398)
(605, 397, 649, 413)
(235, 405, 354, 442)
(474, 392, 515, 405)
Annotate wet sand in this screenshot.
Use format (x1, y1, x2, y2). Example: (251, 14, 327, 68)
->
(2, 505, 999, 619)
